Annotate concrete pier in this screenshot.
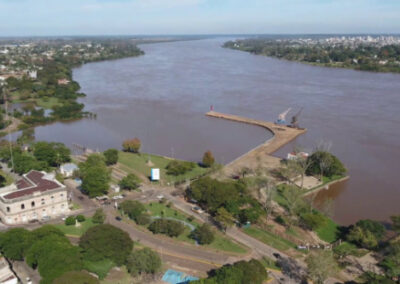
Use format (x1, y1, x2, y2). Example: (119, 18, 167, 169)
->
(206, 111, 307, 177)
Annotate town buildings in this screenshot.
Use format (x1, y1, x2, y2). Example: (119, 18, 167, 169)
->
(0, 170, 69, 225)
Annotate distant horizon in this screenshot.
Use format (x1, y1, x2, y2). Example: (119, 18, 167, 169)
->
(1, 33, 400, 39)
(1, 0, 400, 36)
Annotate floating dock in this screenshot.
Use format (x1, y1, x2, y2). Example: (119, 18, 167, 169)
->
(206, 111, 307, 177)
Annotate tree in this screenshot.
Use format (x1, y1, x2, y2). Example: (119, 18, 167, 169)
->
(120, 200, 146, 222)
(12, 152, 47, 174)
(79, 224, 133, 266)
(380, 241, 400, 278)
(306, 251, 338, 284)
(280, 185, 308, 226)
(256, 178, 275, 220)
(92, 208, 106, 224)
(79, 154, 111, 197)
(0, 228, 31, 260)
(202, 150, 215, 167)
(278, 160, 302, 184)
(53, 271, 99, 284)
(300, 211, 328, 230)
(238, 167, 252, 178)
(126, 248, 162, 276)
(346, 226, 378, 249)
(190, 224, 214, 245)
(215, 207, 235, 232)
(103, 148, 119, 166)
(306, 151, 346, 179)
(193, 259, 268, 284)
(122, 138, 141, 153)
(119, 173, 141, 191)
(148, 219, 185, 237)
(33, 141, 71, 167)
(76, 215, 85, 222)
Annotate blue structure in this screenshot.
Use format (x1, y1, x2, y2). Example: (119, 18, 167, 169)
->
(162, 269, 199, 284)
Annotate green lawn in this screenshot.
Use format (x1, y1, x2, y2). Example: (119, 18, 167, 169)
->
(54, 218, 96, 237)
(143, 202, 247, 254)
(315, 218, 339, 243)
(84, 259, 115, 279)
(243, 226, 296, 251)
(118, 151, 210, 183)
(259, 256, 281, 271)
(35, 97, 61, 109)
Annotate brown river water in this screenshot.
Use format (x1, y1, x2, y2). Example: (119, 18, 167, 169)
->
(29, 38, 400, 225)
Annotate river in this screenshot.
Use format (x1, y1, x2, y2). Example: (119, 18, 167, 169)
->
(30, 38, 400, 225)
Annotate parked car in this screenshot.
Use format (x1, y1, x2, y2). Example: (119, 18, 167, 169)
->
(191, 206, 204, 214)
(156, 194, 164, 199)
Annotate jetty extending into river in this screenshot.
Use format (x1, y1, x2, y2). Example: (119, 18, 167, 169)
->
(206, 111, 307, 177)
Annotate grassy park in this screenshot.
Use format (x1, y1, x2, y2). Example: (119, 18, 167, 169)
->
(141, 202, 248, 254)
(243, 226, 297, 252)
(54, 217, 96, 237)
(118, 151, 211, 183)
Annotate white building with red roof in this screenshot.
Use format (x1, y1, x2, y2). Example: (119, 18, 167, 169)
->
(0, 170, 69, 225)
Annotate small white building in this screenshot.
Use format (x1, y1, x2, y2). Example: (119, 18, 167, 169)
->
(60, 163, 78, 178)
(287, 152, 309, 161)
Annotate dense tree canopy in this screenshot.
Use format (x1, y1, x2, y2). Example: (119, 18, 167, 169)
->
(148, 219, 185, 237)
(0, 228, 31, 260)
(346, 220, 386, 249)
(79, 154, 111, 197)
(126, 248, 162, 276)
(190, 224, 214, 245)
(79, 224, 133, 266)
(306, 151, 346, 178)
(33, 141, 71, 167)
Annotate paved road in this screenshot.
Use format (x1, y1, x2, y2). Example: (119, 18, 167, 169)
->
(103, 206, 238, 273)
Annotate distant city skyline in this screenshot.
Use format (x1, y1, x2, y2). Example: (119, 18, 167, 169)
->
(1, 0, 400, 36)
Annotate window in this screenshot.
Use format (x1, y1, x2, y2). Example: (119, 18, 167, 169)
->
(6, 207, 10, 213)
(60, 193, 64, 197)
(41, 198, 45, 205)
(51, 196, 54, 199)
(21, 204, 25, 210)
(31, 201, 35, 207)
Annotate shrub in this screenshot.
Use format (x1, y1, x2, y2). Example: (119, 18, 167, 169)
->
(275, 215, 288, 226)
(76, 215, 86, 222)
(126, 248, 161, 276)
(190, 224, 214, 245)
(148, 219, 185, 237)
(65, 216, 76, 226)
(136, 214, 151, 226)
(166, 160, 195, 176)
(92, 209, 105, 224)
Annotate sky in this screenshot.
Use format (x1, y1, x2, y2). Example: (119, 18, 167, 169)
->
(0, 0, 399, 36)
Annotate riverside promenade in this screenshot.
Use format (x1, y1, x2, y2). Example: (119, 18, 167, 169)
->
(206, 111, 307, 177)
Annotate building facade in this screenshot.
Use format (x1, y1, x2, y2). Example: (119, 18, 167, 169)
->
(0, 171, 69, 225)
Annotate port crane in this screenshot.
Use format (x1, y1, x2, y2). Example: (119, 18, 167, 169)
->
(275, 108, 291, 125)
(290, 107, 303, 128)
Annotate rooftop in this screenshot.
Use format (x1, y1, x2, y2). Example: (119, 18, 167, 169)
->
(2, 170, 64, 200)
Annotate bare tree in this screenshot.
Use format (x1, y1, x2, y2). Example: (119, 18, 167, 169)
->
(315, 141, 333, 181)
(256, 177, 276, 220)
